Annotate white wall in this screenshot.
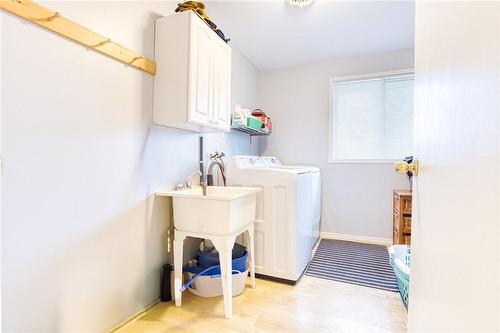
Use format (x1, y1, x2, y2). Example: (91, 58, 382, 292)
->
(408, 2, 500, 331)
(258, 49, 414, 240)
(1, 2, 259, 331)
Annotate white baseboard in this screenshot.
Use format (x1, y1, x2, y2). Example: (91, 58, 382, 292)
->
(320, 232, 392, 246)
(107, 299, 160, 332)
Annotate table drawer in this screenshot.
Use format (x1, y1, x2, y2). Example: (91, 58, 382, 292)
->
(401, 196, 412, 215)
(402, 217, 412, 233)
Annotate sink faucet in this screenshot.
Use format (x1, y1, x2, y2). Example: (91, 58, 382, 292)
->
(176, 170, 202, 190)
(207, 151, 226, 186)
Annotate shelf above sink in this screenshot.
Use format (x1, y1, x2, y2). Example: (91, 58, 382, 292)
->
(231, 125, 271, 136)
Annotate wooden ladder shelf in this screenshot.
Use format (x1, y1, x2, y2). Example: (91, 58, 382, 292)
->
(0, 0, 156, 75)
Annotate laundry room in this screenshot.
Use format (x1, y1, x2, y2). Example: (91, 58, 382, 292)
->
(1, 1, 499, 332)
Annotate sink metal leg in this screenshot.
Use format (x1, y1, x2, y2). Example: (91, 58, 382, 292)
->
(247, 224, 256, 288)
(212, 236, 235, 319)
(173, 236, 184, 307)
(219, 248, 233, 319)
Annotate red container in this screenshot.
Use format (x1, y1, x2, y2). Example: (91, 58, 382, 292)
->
(252, 109, 272, 132)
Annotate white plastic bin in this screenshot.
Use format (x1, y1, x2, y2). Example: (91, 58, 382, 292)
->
(185, 269, 248, 298)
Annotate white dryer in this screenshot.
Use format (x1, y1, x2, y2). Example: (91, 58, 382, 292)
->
(226, 155, 321, 282)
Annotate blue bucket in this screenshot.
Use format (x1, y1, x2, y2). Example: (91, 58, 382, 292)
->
(196, 250, 248, 275)
(181, 251, 248, 292)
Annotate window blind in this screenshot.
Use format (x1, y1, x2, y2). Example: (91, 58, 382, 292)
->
(332, 73, 414, 161)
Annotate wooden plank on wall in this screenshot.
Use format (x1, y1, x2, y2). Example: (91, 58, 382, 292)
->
(0, 0, 157, 75)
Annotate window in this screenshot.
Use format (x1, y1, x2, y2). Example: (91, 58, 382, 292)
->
(329, 70, 414, 162)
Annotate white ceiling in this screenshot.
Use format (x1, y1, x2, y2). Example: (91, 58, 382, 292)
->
(206, 1, 415, 70)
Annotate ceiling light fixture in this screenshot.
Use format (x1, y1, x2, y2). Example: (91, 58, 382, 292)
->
(289, 0, 314, 8)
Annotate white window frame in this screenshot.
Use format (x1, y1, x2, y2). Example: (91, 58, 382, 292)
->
(328, 69, 415, 164)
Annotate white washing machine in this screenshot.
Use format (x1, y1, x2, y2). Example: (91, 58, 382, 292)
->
(226, 155, 321, 282)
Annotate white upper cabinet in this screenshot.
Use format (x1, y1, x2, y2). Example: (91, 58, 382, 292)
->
(153, 11, 232, 132)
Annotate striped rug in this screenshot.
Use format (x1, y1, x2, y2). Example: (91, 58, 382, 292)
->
(305, 239, 399, 292)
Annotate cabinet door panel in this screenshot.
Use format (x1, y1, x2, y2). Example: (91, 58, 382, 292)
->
(211, 40, 231, 131)
(189, 21, 212, 125)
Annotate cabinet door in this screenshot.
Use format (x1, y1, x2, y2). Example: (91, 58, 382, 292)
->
(211, 39, 232, 131)
(188, 18, 212, 126)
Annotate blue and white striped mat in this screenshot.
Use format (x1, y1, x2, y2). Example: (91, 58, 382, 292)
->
(306, 239, 399, 292)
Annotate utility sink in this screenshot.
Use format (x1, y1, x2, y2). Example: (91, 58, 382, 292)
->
(156, 186, 260, 235)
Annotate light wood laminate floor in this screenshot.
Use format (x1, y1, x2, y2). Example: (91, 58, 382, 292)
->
(114, 275, 407, 333)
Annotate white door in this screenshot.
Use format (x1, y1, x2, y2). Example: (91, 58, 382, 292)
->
(211, 40, 232, 131)
(188, 19, 212, 126)
(408, 2, 500, 332)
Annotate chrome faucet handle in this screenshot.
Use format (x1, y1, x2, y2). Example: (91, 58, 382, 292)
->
(175, 181, 192, 190)
(209, 151, 225, 161)
(176, 170, 201, 190)
(209, 151, 219, 160)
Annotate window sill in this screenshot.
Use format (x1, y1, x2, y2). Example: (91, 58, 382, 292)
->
(328, 159, 399, 164)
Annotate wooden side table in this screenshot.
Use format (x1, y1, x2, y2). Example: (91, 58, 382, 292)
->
(393, 190, 412, 245)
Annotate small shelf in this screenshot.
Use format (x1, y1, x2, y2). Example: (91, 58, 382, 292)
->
(231, 125, 271, 136)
